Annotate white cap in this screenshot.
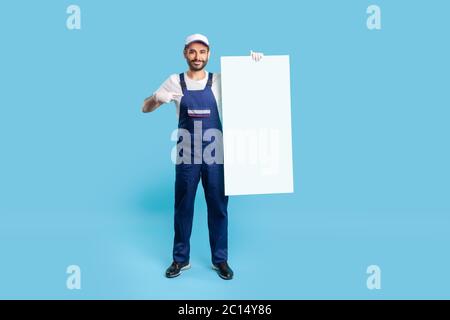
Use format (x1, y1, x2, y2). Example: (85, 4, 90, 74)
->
(184, 33, 210, 47)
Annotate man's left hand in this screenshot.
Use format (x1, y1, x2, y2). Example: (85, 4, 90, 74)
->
(250, 50, 264, 62)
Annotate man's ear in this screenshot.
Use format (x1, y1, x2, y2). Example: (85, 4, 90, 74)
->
(208, 50, 211, 60)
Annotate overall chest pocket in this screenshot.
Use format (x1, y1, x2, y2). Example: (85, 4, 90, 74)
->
(187, 108, 211, 118)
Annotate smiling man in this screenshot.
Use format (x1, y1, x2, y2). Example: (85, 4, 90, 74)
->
(142, 34, 263, 280)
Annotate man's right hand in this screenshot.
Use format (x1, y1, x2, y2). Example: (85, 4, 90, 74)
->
(155, 91, 183, 104)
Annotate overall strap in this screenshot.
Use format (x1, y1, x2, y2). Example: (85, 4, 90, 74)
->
(206, 72, 213, 87)
(179, 73, 187, 93)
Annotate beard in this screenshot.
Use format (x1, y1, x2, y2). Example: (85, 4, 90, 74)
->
(188, 58, 208, 71)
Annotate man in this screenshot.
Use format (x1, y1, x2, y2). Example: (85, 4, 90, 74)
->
(142, 34, 263, 280)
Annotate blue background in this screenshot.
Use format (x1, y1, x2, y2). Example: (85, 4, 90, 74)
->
(0, 0, 449, 299)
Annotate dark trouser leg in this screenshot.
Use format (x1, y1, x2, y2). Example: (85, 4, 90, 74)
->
(173, 164, 201, 263)
(201, 163, 229, 264)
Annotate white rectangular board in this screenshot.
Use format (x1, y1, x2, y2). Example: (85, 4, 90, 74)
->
(220, 55, 294, 196)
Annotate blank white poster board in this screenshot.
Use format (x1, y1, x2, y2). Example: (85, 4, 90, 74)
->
(220, 55, 294, 196)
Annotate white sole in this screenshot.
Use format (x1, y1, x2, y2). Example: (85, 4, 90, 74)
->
(181, 263, 191, 271)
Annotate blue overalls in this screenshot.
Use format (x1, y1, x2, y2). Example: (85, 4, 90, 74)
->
(173, 72, 229, 265)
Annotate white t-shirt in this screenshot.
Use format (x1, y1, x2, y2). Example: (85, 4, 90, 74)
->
(153, 71, 222, 121)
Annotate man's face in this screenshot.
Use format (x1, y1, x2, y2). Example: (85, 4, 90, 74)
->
(184, 42, 210, 71)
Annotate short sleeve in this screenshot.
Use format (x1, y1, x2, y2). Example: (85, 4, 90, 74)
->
(153, 74, 183, 100)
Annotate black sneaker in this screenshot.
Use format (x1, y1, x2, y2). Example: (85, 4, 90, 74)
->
(165, 261, 191, 278)
(212, 262, 234, 280)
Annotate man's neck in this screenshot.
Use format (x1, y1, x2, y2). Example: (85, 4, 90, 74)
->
(186, 69, 207, 81)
